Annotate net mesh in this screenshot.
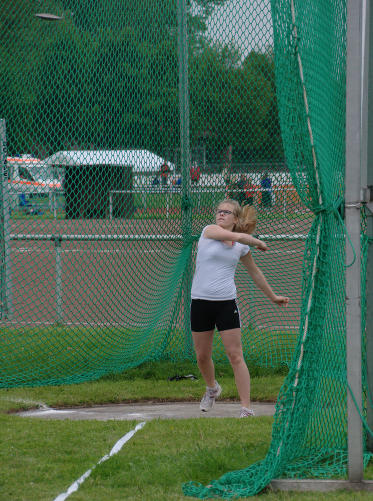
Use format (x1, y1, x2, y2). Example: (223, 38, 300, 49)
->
(0, 0, 370, 496)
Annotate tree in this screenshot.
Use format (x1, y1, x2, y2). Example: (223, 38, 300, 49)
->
(0, 0, 283, 164)
(189, 44, 283, 165)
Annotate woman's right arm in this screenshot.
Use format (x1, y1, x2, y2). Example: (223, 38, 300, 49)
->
(204, 225, 268, 251)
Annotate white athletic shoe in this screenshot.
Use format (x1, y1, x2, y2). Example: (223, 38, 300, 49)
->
(239, 407, 255, 418)
(200, 381, 222, 412)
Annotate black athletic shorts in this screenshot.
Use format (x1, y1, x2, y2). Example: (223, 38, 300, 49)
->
(190, 299, 241, 332)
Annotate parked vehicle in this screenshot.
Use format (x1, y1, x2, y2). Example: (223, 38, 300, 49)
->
(6, 155, 63, 212)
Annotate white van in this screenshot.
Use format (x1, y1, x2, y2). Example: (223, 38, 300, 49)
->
(6, 155, 63, 212)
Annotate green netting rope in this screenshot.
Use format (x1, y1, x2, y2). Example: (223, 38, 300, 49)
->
(0, 0, 370, 498)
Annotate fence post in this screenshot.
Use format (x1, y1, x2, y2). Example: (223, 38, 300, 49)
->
(177, 0, 193, 355)
(109, 192, 113, 220)
(361, 0, 373, 453)
(345, 0, 364, 480)
(53, 191, 57, 218)
(53, 235, 63, 323)
(0, 119, 12, 320)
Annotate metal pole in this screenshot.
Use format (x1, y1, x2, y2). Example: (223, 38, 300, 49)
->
(177, 0, 191, 234)
(366, 198, 373, 454)
(9, 232, 306, 243)
(177, 0, 193, 355)
(361, 0, 373, 453)
(53, 191, 57, 219)
(54, 236, 63, 323)
(346, 0, 364, 481)
(0, 119, 12, 319)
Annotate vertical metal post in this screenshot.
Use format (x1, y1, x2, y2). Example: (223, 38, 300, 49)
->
(177, 0, 191, 235)
(362, 0, 373, 453)
(177, 0, 193, 354)
(54, 235, 63, 323)
(346, 0, 364, 481)
(366, 200, 373, 454)
(109, 192, 113, 220)
(0, 119, 12, 320)
(53, 191, 57, 219)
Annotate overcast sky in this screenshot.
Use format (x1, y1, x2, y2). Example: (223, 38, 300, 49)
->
(193, 0, 273, 56)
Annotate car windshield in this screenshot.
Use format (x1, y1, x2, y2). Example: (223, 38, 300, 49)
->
(29, 165, 63, 182)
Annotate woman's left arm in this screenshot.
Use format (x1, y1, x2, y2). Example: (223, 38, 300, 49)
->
(240, 251, 289, 307)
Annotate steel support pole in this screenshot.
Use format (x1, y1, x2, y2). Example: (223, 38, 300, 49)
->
(366, 190, 373, 455)
(0, 119, 12, 320)
(54, 236, 63, 324)
(346, 0, 364, 481)
(361, 0, 373, 454)
(177, 0, 192, 237)
(177, 0, 193, 355)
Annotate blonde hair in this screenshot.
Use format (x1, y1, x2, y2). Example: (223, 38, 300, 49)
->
(217, 199, 257, 234)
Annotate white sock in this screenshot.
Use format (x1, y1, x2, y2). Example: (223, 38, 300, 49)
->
(207, 381, 218, 390)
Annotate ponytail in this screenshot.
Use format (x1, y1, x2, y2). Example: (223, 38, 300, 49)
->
(235, 204, 257, 234)
(216, 199, 257, 234)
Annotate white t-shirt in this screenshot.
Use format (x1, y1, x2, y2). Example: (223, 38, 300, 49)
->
(191, 226, 250, 301)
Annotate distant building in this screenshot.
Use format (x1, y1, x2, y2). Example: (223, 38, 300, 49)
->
(45, 150, 174, 219)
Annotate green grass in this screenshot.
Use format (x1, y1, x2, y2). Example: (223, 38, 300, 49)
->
(0, 415, 270, 501)
(0, 359, 286, 414)
(1, 413, 373, 501)
(1, 358, 373, 500)
(1, 335, 372, 500)
(0, 359, 285, 500)
(0, 326, 295, 388)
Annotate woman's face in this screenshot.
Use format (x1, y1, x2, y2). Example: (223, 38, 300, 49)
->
(215, 203, 237, 229)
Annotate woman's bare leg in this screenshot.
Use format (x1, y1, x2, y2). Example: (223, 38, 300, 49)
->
(220, 328, 251, 408)
(192, 330, 215, 387)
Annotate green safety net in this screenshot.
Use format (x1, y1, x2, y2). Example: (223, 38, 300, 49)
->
(0, 0, 370, 497)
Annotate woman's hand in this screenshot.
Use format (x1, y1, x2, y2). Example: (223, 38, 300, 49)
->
(241, 234, 268, 251)
(272, 295, 289, 307)
(255, 240, 268, 252)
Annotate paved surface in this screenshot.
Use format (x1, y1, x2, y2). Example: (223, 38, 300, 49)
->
(19, 402, 275, 421)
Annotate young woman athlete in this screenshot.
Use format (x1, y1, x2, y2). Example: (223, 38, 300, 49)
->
(191, 199, 289, 417)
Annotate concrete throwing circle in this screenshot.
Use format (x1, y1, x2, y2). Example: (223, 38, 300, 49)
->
(19, 401, 275, 421)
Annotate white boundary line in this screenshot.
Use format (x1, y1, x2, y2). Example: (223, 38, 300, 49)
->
(13, 248, 167, 255)
(12, 247, 302, 256)
(53, 421, 146, 501)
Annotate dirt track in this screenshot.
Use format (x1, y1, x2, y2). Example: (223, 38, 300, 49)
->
(5, 214, 310, 327)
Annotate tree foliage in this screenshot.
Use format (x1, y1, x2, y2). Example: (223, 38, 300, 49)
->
(0, 0, 284, 163)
